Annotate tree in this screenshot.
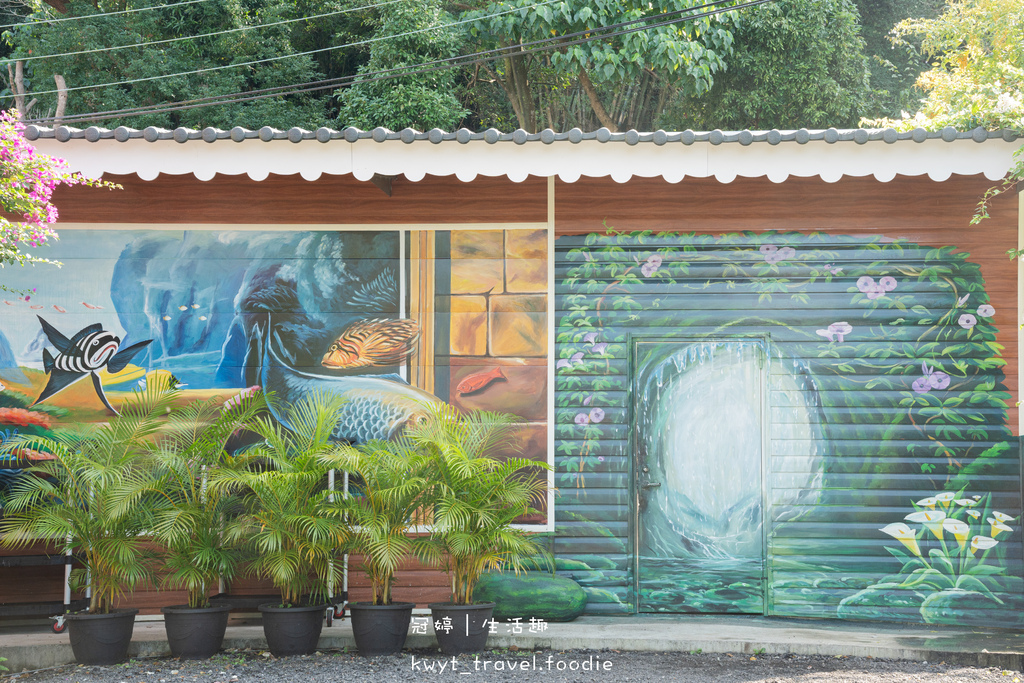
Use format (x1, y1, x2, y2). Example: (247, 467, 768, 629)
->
(0, 109, 116, 286)
(860, 0, 1023, 230)
(4, 0, 329, 128)
(659, 0, 871, 130)
(336, 0, 466, 130)
(460, 0, 738, 132)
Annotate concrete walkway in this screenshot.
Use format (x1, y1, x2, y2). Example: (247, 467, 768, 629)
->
(2, 615, 1024, 674)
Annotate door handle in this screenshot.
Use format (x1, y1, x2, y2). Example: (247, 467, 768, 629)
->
(641, 482, 661, 489)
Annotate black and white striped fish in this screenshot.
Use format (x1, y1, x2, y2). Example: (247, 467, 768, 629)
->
(31, 316, 153, 415)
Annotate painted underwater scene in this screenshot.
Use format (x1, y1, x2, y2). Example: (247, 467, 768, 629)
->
(553, 230, 1022, 628)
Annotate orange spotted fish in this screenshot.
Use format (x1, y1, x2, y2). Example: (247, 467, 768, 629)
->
(321, 318, 419, 369)
(456, 367, 507, 396)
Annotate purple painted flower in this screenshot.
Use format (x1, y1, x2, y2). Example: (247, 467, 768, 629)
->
(823, 263, 843, 275)
(977, 304, 995, 318)
(957, 294, 970, 306)
(589, 407, 605, 423)
(556, 359, 572, 369)
(574, 413, 590, 426)
(583, 332, 599, 344)
(866, 283, 887, 300)
(815, 321, 853, 343)
(591, 342, 609, 355)
(879, 276, 898, 292)
(959, 313, 977, 330)
(570, 352, 585, 364)
(597, 456, 605, 462)
(583, 394, 593, 406)
(763, 245, 796, 265)
(857, 276, 875, 293)
(646, 254, 663, 269)
(759, 244, 778, 255)
(913, 362, 950, 394)
(641, 262, 657, 278)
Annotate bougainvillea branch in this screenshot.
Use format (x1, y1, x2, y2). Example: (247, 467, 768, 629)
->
(0, 109, 119, 287)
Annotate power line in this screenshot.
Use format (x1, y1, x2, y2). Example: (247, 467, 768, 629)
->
(22, 0, 562, 98)
(35, 0, 770, 125)
(0, 0, 216, 32)
(8, 0, 405, 64)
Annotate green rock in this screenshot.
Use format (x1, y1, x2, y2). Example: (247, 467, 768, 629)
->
(474, 572, 587, 622)
(920, 590, 1001, 625)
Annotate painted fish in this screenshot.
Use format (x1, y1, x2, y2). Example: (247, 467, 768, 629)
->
(52, 305, 66, 313)
(456, 367, 507, 396)
(31, 316, 154, 415)
(258, 325, 439, 444)
(321, 318, 420, 370)
(80, 302, 103, 310)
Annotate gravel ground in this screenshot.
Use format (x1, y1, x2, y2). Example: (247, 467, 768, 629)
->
(6, 649, 1024, 683)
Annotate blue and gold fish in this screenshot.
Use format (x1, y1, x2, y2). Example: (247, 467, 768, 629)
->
(31, 316, 153, 415)
(256, 323, 439, 444)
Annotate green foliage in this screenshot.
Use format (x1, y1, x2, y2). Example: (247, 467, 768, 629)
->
(406, 404, 549, 605)
(141, 389, 268, 609)
(0, 384, 177, 613)
(5, 0, 328, 128)
(660, 0, 871, 130)
(215, 391, 348, 607)
(858, 0, 1023, 227)
(336, 0, 465, 130)
(865, 491, 1017, 621)
(325, 437, 433, 605)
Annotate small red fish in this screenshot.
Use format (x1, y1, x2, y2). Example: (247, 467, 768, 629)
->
(29, 305, 43, 310)
(456, 367, 507, 396)
(80, 302, 103, 310)
(52, 305, 66, 313)
(3, 300, 14, 306)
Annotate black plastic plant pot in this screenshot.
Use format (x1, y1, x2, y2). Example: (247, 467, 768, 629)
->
(65, 609, 139, 665)
(348, 602, 415, 656)
(162, 604, 233, 659)
(428, 602, 496, 656)
(258, 603, 326, 657)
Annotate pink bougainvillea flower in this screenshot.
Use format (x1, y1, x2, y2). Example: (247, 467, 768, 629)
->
(591, 342, 609, 355)
(856, 276, 875, 293)
(879, 276, 897, 292)
(816, 321, 853, 343)
(959, 313, 977, 329)
(574, 413, 590, 426)
(977, 304, 995, 318)
(589, 407, 605, 423)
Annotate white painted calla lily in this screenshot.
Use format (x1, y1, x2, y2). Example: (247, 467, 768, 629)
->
(935, 492, 955, 505)
(954, 498, 978, 507)
(988, 518, 1013, 537)
(970, 535, 999, 555)
(906, 510, 946, 539)
(880, 523, 921, 556)
(916, 497, 938, 509)
(992, 511, 1015, 523)
(942, 518, 970, 549)
(966, 509, 982, 520)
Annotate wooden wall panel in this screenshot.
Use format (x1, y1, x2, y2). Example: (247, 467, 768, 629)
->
(53, 174, 548, 225)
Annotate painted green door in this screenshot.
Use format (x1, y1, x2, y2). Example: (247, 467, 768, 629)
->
(634, 339, 766, 614)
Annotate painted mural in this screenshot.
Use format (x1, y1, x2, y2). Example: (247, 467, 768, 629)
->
(554, 229, 1022, 628)
(0, 228, 550, 528)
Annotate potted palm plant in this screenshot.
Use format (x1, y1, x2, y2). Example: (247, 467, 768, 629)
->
(0, 386, 174, 665)
(326, 437, 433, 656)
(214, 391, 349, 657)
(142, 387, 267, 659)
(407, 405, 550, 655)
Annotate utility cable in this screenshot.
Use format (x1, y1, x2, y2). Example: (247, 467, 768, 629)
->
(7, 0, 406, 64)
(0, 0, 217, 32)
(34, 0, 770, 125)
(21, 0, 562, 97)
